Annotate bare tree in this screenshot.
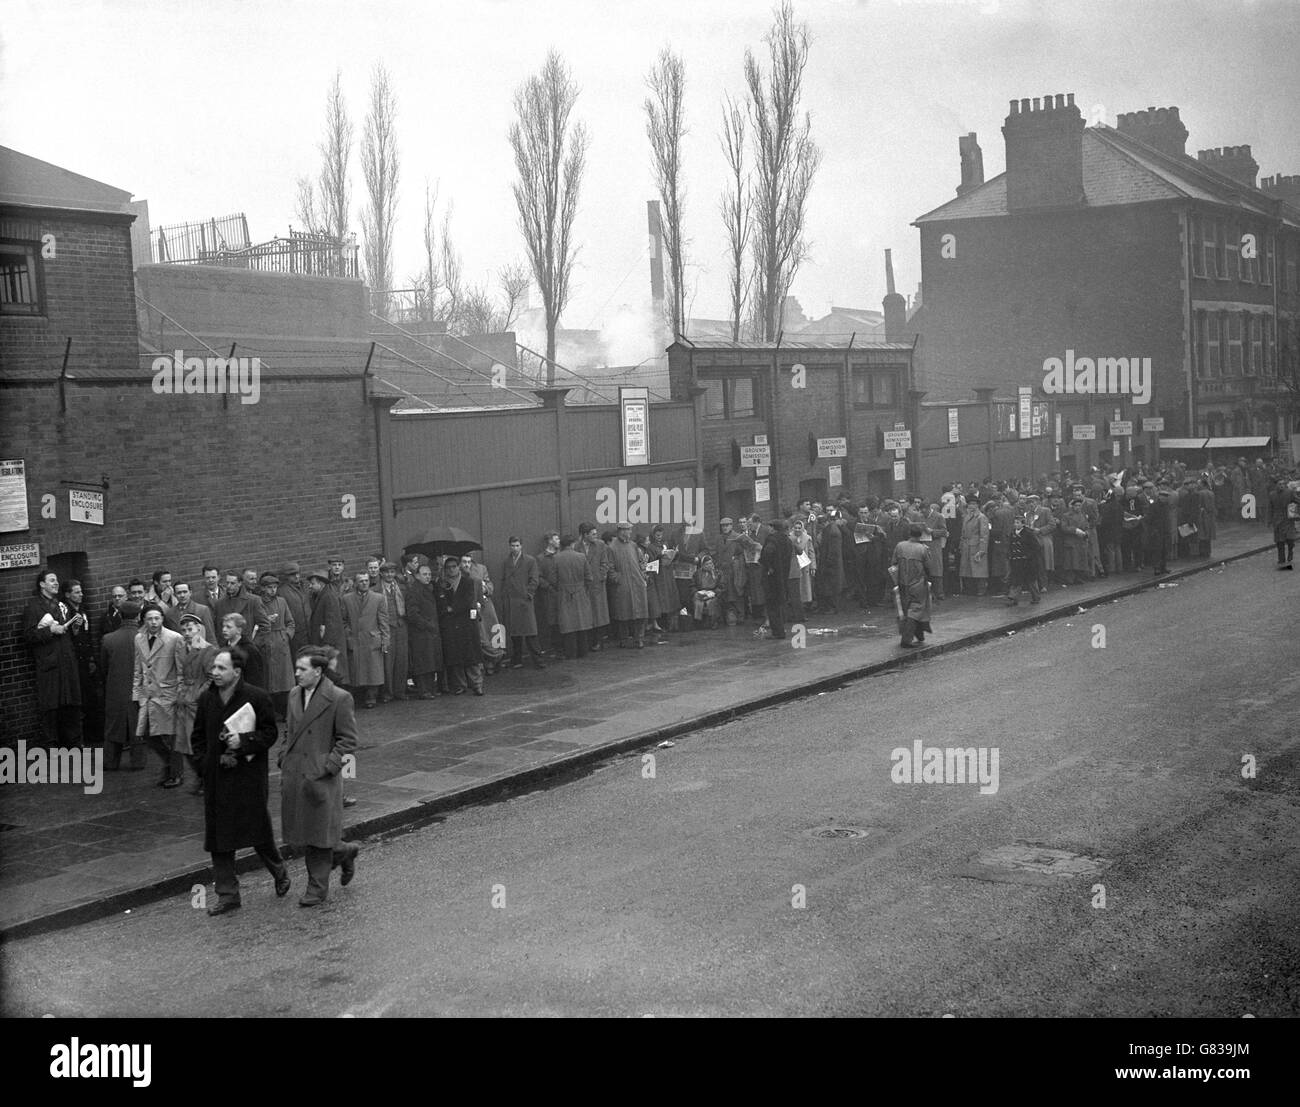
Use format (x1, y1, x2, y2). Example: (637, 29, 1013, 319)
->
(498, 261, 530, 331)
(360, 62, 400, 318)
(744, 1, 822, 341)
(645, 48, 687, 341)
(719, 93, 752, 342)
(296, 70, 354, 273)
(509, 50, 590, 383)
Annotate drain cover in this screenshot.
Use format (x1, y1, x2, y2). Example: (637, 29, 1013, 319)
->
(805, 825, 874, 840)
(955, 844, 1111, 886)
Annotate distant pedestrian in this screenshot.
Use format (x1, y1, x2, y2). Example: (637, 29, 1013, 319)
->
(134, 605, 185, 787)
(759, 519, 793, 640)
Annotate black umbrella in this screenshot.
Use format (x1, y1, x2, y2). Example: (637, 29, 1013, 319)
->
(404, 525, 483, 560)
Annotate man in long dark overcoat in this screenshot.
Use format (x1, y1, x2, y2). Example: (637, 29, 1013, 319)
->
(501, 537, 544, 669)
(438, 559, 485, 694)
(102, 602, 146, 769)
(23, 568, 82, 747)
(759, 520, 794, 640)
(191, 647, 289, 915)
(280, 649, 359, 907)
(306, 568, 349, 685)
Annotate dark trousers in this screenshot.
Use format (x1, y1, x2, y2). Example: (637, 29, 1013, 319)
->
(140, 716, 181, 778)
(105, 737, 148, 770)
(510, 635, 544, 664)
(446, 663, 485, 692)
(304, 843, 358, 901)
(211, 843, 285, 905)
(561, 630, 589, 659)
(414, 671, 439, 695)
(764, 582, 787, 638)
(618, 619, 644, 645)
(1278, 541, 1295, 564)
(383, 619, 409, 698)
(587, 625, 607, 650)
(39, 706, 83, 749)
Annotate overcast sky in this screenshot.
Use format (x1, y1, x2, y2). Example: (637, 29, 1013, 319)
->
(4, 0, 1298, 334)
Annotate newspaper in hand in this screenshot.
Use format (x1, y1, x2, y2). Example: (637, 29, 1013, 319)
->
(223, 702, 257, 741)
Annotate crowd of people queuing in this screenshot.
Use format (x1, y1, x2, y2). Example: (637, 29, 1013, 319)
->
(20, 455, 1300, 771)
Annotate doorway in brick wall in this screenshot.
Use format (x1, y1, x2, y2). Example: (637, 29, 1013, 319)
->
(46, 551, 89, 598)
(798, 478, 827, 506)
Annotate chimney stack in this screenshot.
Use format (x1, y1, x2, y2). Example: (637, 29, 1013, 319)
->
(1115, 106, 1188, 158)
(1196, 145, 1259, 189)
(1261, 174, 1300, 208)
(957, 133, 984, 195)
(882, 249, 906, 341)
(1002, 92, 1085, 211)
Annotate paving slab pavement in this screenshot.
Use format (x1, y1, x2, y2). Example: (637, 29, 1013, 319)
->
(0, 522, 1278, 937)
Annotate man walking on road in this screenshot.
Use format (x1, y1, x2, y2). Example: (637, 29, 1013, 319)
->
(192, 648, 289, 915)
(281, 648, 360, 907)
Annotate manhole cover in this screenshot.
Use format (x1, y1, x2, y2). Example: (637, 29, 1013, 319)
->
(805, 825, 874, 840)
(954, 844, 1111, 886)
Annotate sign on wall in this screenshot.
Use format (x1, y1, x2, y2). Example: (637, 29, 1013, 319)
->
(0, 542, 39, 570)
(883, 430, 911, 451)
(1072, 424, 1096, 440)
(754, 477, 770, 503)
(620, 386, 649, 467)
(828, 464, 842, 487)
(740, 444, 771, 467)
(1142, 417, 1165, 433)
(0, 459, 29, 533)
(1018, 387, 1032, 439)
(1109, 420, 1133, 437)
(947, 408, 959, 444)
(893, 460, 906, 481)
(817, 436, 847, 458)
(70, 488, 105, 526)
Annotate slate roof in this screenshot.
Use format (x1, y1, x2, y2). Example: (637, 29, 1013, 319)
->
(915, 127, 1298, 225)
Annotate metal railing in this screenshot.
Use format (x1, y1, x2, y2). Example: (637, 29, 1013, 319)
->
(152, 220, 359, 279)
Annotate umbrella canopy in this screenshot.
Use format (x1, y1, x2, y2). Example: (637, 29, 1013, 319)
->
(404, 525, 483, 560)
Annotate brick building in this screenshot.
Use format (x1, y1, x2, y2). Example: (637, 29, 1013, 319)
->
(0, 147, 393, 741)
(668, 282, 918, 520)
(909, 94, 1300, 469)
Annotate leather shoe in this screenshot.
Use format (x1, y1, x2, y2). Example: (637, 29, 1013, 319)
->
(207, 899, 241, 916)
(298, 894, 324, 908)
(273, 866, 291, 897)
(340, 845, 358, 886)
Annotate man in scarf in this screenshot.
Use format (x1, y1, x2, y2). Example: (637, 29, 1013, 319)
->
(438, 557, 485, 694)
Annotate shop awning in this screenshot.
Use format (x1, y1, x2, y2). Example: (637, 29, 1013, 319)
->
(1158, 438, 1208, 450)
(1204, 436, 1272, 449)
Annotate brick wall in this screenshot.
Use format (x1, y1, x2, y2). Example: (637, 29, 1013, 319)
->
(916, 204, 1188, 431)
(0, 209, 138, 373)
(0, 378, 383, 742)
(135, 263, 367, 343)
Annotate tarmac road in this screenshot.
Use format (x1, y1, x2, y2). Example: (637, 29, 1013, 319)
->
(3, 552, 1297, 1017)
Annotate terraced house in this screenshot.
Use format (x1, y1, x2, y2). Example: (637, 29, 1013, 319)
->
(910, 95, 1300, 470)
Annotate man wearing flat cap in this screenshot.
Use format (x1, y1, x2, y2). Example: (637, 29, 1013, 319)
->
(257, 572, 296, 720)
(306, 568, 349, 685)
(377, 560, 408, 702)
(278, 562, 310, 657)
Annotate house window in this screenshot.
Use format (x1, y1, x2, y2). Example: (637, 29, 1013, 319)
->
(1194, 310, 1207, 378)
(1227, 313, 1242, 374)
(1263, 237, 1275, 286)
(1203, 219, 1218, 279)
(699, 374, 761, 420)
(1237, 225, 1253, 283)
(1264, 316, 1275, 375)
(1217, 220, 1229, 280)
(1207, 313, 1221, 375)
(1250, 315, 1263, 375)
(1189, 215, 1204, 277)
(1285, 239, 1297, 293)
(852, 368, 899, 409)
(0, 241, 42, 316)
